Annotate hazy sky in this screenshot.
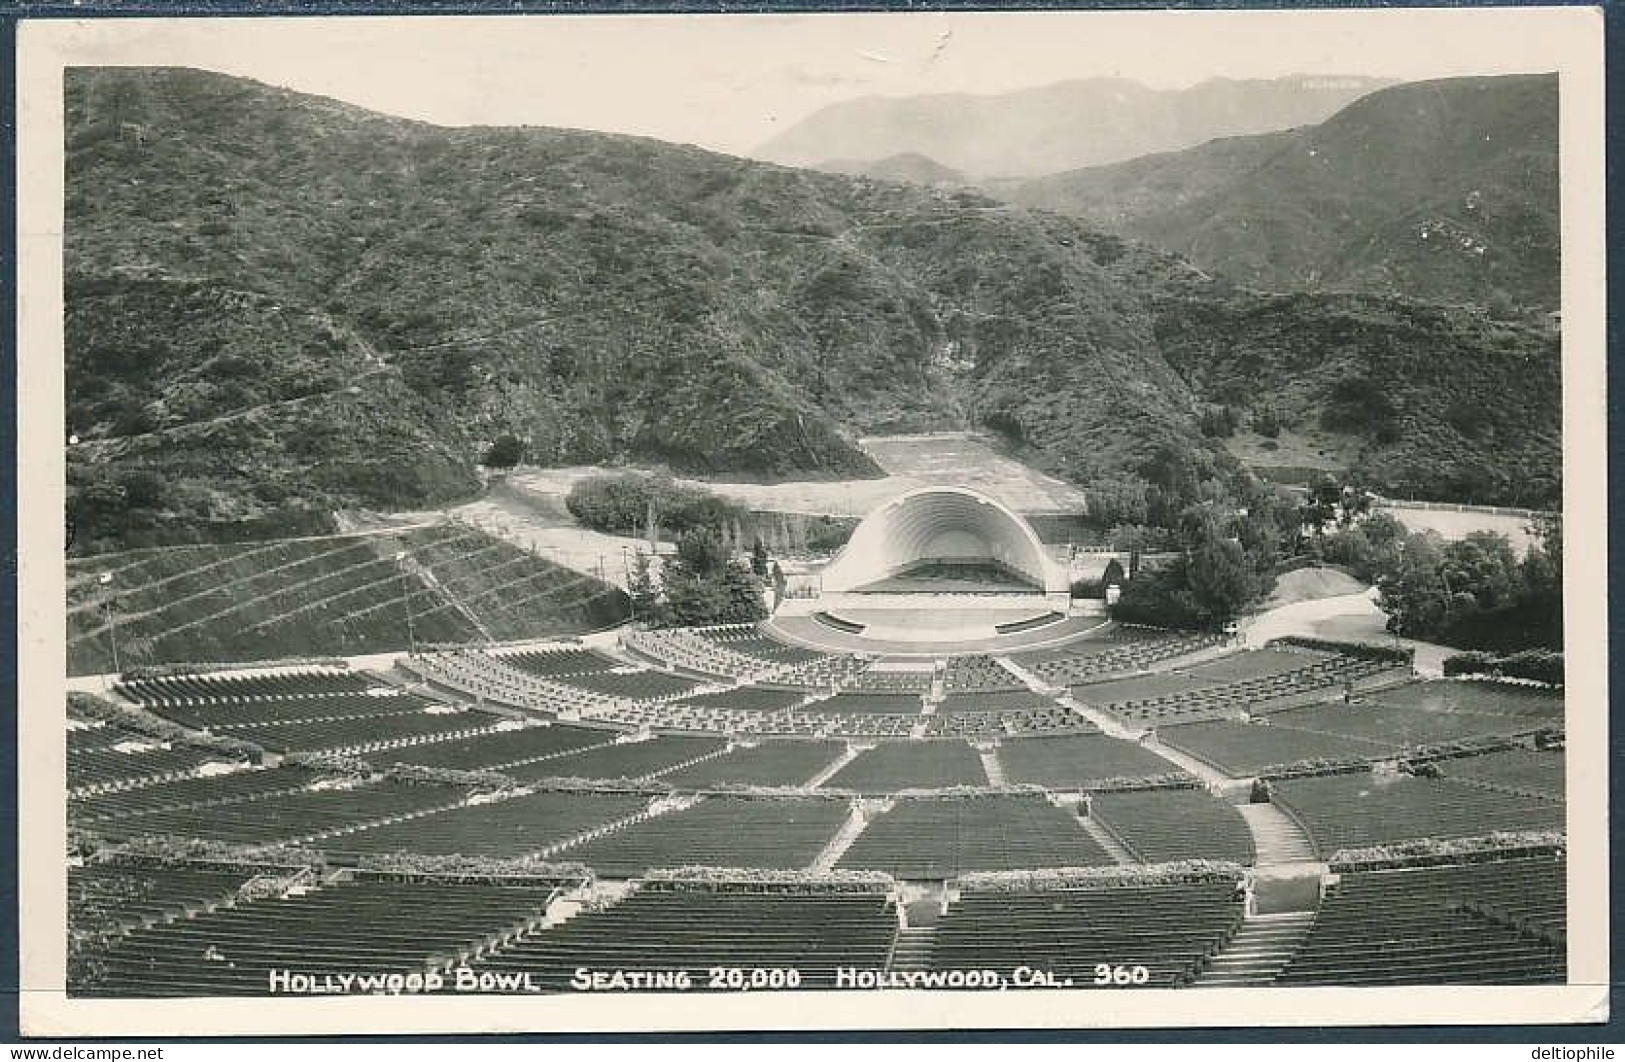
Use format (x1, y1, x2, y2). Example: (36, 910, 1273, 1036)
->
(39, 10, 1571, 157)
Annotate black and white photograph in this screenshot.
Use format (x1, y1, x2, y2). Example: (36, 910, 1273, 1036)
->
(15, 7, 1608, 1036)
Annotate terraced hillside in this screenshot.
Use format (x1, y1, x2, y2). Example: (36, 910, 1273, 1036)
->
(66, 522, 628, 674)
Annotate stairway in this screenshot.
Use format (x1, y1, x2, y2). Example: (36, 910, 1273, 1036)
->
(807, 745, 861, 789)
(887, 926, 938, 973)
(809, 802, 870, 872)
(979, 748, 1006, 787)
(1195, 912, 1316, 987)
(1079, 813, 1138, 865)
(1238, 802, 1318, 864)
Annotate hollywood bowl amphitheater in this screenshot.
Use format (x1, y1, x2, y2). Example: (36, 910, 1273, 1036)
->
(64, 487, 1566, 997)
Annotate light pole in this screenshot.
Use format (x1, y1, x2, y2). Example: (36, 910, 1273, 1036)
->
(621, 546, 636, 622)
(393, 551, 418, 657)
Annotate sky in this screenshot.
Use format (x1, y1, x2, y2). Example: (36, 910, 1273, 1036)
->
(35, 9, 1575, 157)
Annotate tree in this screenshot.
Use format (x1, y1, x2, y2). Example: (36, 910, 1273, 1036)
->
(658, 528, 768, 627)
(1187, 534, 1259, 621)
(750, 537, 770, 577)
(482, 434, 524, 469)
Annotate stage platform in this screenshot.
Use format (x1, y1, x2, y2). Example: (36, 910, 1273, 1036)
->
(764, 608, 1112, 658)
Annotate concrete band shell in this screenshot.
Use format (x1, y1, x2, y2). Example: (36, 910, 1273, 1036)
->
(819, 486, 1069, 594)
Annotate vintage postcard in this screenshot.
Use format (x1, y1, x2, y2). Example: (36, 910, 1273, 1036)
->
(14, 7, 1608, 1037)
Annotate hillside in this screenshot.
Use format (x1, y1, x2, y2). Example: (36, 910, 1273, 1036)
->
(1007, 75, 1559, 311)
(813, 153, 967, 188)
(65, 68, 1559, 551)
(756, 75, 1390, 182)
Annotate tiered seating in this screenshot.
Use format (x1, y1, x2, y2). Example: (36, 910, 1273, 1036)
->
(837, 797, 1112, 878)
(623, 629, 776, 681)
(1363, 677, 1565, 720)
(808, 692, 924, 716)
(70, 862, 260, 932)
(930, 881, 1244, 987)
(404, 651, 614, 716)
(942, 655, 1026, 692)
(324, 790, 651, 859)
(694, 625, 825, 664)
(936, 691, 1057, 714)
(560, 797, 851, 875)
(809, 714, 920, 739)
(1438, 749, 1564, 799)
(1001, 706, 1101, 736)
(73, 875, 561, 997)
(209, 709, 501, 755)
(474, 886, 897, 990)
(583, 700, 816, 737)
(497, 648, 618, 678)
(87, 780, 473, 846)
(71, 766, 318, 822)
(824, 741, 988, 793)
(843, 667, 933, 694)
(1270, 772, 1565, 858)
(1278, 857, 1565, 985)
(365, 723, 612, 770)
(669, 687, 806, 713)
(660, 741, 846, 788)
(115, 670, 374, 706)
(507, 736, 726, 782)
(1017, 629, 1224, 686)
(1088, 790, 1255, 865)
(768, 652, 869, 690)
(1264, 697, 1552, 746)
(1084, 654, 1403, 727)
(69, 739, 227, 792)
(997, 734, 1188, 789)
(147, 691, 442, 732)
(1156, 719, 1397, 777)
(543, 669, 701, 700)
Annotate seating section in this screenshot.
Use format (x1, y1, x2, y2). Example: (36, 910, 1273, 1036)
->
(936, 691, 1058, 715)
(844, 667, 933, 694)
(694, 625, 825, 665)
(86, 780, 473, 846)
(1156, 720, 1396, 776)
(1438, 749, 1564, 799)
(560, 797, 851, 876)
(70, 862, 259, 932)
(930, 881, 1244, 987)
(497, 648, 618, 678)
(474, 887, 897, 990)
(66, 524, 627, 676)
(838, 797, 1113, 878)
(1088, 790, 1255, 865)
(1264, 698, 1553, 747)
(824, 741, 988, 793)
(943, 655, 1025, 692)
(510, 737, 726, 782)
(809, 692, 924, 716)
(402, 651, 614, 716)
(1082, 654, 1404, 727)
(365, 723, 612, 770)
(72, 875, 561, 997)
(1279, 857, 1565, 985)
(1017, 630, 1224, 686)
(997, 734, 1187, 788)
(1271, 772, 1565, 858)
(623, 629, 775, 681)
(69, 735, 229, 792)
(669, 687, 807, 713)
(71, 766, 319, 822)
(115, 670, 375, 706)
(660, 741, 846, 788)
(324, 790, 651, 859)
(546, 669, 702, 701)
(208, 709, 501, 756)
(1364, 680, 1564, 720)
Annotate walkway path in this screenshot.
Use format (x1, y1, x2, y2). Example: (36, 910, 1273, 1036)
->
(1243, 587, 1453, 676)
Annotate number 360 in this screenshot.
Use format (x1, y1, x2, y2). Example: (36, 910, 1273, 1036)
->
(1093, 964, 1151, 986)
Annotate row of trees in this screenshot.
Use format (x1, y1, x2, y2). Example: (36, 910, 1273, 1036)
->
(627, 528, 773, 628)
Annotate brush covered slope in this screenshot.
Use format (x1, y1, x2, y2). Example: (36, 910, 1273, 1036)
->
(1008, 75, 1559, 312)
(66, 68, 1559, 553)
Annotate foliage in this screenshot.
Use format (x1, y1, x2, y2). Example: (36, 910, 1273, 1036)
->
(958, 860, 1245, 891)
(385, 764, 517, 789)
(640, 867, 894, 892)
(1327, 831, 1565, 872)
(349, 853, 590, 884)
(565, 472, 753, 543)
(1442, 649, 1564, 686)
(482, 434, 525, 469)
(658, 528, 769, 628)
(1374, 520, 1562, 651)
(1270, 636, 1414, 665)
